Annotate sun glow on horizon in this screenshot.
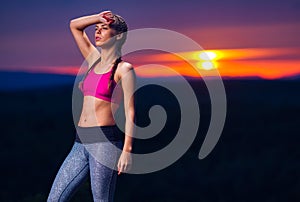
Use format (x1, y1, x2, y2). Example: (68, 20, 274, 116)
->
(174, 47, 300, 79)
(2, 47, 300, 80)
(196, 61, 219, 70)
(199, 51, 217, 60)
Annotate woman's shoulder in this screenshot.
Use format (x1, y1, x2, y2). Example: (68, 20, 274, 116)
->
(118, 60, 134, 72)
(116, 61, 135, 79)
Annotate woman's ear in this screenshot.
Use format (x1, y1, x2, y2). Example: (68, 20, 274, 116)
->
(116, 33, 124, 40)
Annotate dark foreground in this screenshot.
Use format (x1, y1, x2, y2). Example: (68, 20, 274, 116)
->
(0, 78, 299, 202)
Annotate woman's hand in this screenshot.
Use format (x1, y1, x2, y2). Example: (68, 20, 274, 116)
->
(99, 10, 115, 24)
(117, 151, 132, 175)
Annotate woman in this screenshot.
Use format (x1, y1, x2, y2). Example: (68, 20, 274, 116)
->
(47, 10, 135, 202)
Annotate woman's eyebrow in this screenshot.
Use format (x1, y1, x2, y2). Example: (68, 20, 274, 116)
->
(95, 24, 108, 28)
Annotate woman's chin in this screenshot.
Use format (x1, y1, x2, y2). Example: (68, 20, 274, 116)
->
(95, 41, 103, 47)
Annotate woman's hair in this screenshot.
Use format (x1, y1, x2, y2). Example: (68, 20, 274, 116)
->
(109, 14, 128, 47)
(108, 57, 122, 89)
(107, 13, 128, 89)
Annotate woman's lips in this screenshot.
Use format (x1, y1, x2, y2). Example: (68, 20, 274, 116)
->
(95, 36, 101, 41)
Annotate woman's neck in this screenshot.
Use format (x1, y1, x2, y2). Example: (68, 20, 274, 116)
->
(100, 46, 121, 65)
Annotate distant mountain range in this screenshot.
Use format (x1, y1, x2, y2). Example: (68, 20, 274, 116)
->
(0, 71, 76, 91)
(1, 70, 300, 92)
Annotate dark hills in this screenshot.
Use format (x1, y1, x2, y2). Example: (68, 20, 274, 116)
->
(0, 76, 299, 202)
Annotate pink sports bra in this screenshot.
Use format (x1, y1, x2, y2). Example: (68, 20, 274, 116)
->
(80, 64, 123, 104)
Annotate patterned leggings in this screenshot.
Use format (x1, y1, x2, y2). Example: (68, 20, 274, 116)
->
(47, 126, 123, 202)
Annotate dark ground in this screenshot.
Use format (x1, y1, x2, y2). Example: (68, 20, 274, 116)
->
(0, 78, 299, 202)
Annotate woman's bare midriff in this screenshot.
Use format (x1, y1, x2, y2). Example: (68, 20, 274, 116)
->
(78, 96, 119, 127)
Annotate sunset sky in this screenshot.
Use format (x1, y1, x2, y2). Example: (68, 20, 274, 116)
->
(1, 0, 300, 80)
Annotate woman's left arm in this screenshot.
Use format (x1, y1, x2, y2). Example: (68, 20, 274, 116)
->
(117, 62, 136, 175)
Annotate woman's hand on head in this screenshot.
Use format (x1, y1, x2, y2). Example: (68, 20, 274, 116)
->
(99, 10, 114, 24)
(117, 151, 132, 175)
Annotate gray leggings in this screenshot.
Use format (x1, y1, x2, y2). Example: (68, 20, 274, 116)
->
(47, 127, 123, 202)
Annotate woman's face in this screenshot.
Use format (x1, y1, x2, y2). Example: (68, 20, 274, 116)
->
(94, 23, 117, 47)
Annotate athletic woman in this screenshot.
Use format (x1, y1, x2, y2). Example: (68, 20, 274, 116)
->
(47, 10, 135, 202)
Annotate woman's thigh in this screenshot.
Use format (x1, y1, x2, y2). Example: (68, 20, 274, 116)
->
(47, 142, 89, 202)
(86, 141, 123, 202)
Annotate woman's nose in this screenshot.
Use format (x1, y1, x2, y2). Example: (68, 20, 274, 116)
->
(96, 28, 102, 33)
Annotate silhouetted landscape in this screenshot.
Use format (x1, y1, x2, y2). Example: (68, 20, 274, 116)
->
(0, 73, 299, 202)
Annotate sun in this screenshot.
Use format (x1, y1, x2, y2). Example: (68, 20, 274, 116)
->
(196, 51, 220, 70)
(196, 61, 218, 70)
(199, 51, 217, 60)
(177, 50, 221, 70)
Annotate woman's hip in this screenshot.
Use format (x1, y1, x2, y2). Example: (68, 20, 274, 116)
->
(75, 125, 124, 144)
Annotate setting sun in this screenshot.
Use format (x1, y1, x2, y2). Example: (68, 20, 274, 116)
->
(198, 51, 217, 60)
(196, 61, 219, 70)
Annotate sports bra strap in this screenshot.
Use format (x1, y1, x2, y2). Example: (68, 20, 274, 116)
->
(81, 57, 102, 82)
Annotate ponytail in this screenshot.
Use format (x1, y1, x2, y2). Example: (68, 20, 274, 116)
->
(108, 57, 122, 89)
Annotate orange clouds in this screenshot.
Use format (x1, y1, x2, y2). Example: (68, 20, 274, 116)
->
(125, 47, 300, 79)
(2, 47, 300, 80)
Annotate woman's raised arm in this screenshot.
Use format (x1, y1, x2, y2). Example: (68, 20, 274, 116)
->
(69, 11, 111, 65)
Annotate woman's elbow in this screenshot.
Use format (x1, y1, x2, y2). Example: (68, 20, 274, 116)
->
(69, 18, 81, 30)
(126, 108, 135, 121)
(69, 19, 76, 29)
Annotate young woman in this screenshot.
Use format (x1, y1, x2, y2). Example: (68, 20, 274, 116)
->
(47, 11, 135, 202)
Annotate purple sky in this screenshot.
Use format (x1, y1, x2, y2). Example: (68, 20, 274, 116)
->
(0, 0, 299, 69)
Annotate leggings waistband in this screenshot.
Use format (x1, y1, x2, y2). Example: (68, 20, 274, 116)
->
(75, 125, 124, 144)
